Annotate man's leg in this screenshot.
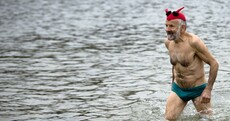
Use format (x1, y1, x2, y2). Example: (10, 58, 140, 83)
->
(192, 96, 212, 114)
(165, 91, 187, 121)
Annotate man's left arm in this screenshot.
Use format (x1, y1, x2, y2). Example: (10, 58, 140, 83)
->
(191, 38, 219, 103)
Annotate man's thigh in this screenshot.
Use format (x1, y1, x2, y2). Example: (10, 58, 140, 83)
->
(192, 96, 212, 114)
(165, 91, 187, 120)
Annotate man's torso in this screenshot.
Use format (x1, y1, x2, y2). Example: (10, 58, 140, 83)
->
(166, 33, 206, 88)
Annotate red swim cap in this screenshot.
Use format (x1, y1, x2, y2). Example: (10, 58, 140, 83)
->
(165, 7, 186, 21)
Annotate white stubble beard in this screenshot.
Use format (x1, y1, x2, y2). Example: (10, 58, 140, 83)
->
(167, 27, 181, 41)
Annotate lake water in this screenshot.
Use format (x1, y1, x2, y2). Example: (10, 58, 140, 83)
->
(0, 0, 229, 121)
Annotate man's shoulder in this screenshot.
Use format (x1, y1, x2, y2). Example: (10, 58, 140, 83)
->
(164, 39, 170, 44)
(187, 33, 206, 50)
(188, 33, 200, 41)
(164, 39, 172, 49)
(187, 33, 203, 45)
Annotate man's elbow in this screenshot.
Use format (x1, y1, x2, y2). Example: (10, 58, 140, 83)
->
(211, 59, 219, 70)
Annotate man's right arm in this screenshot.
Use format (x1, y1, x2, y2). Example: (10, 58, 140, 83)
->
(164, 39, 174, 83)
(172, 66, 174, 83)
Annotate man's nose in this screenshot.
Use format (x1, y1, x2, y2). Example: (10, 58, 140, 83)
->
(165, 27, 171, 32)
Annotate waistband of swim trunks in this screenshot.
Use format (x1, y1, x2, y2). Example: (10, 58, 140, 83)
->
(172, 82, 207, 91)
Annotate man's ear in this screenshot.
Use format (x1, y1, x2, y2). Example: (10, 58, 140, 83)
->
(181, 25, 186, 32)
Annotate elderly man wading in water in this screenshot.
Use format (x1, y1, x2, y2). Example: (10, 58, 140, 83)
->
(164, 7, 219, 120)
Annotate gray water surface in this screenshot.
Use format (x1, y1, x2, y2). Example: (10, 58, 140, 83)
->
(0, 0, 230, 121)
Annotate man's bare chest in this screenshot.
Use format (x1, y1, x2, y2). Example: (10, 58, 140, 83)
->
(169, 43, 195, 67)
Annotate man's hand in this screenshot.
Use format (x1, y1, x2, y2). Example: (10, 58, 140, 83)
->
(201, 88, 211, 103)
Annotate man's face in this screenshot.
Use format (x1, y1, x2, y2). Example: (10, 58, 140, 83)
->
(165, 19, 181, 40)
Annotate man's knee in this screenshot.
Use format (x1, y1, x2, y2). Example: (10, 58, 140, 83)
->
(199, 109, 213, 115)
(165, 111, 178, 121)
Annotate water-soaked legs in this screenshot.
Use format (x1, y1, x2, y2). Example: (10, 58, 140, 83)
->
(165, 92, 187, 120)
(192, 96, 212, 117)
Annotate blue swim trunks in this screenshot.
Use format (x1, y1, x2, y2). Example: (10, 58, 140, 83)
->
(172, 82, 207, 102)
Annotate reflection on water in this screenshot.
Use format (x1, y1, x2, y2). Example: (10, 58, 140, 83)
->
(0, 0, 230, 120)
